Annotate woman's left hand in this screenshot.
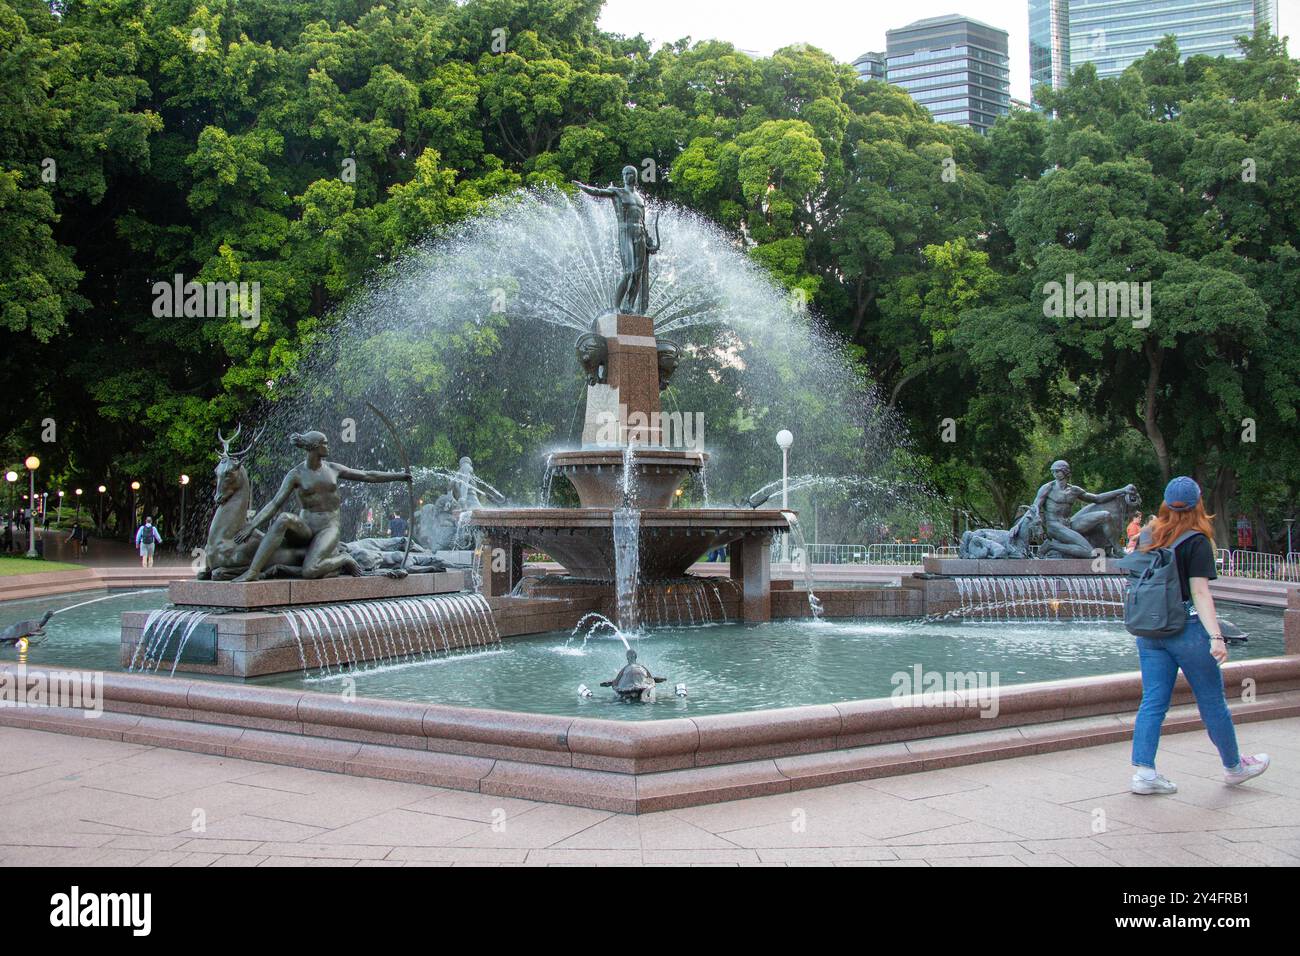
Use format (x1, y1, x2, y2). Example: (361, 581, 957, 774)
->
(1210, 638, 1228, 664)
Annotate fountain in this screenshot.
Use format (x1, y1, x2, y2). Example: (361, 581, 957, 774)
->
(469, 304, 790, 623)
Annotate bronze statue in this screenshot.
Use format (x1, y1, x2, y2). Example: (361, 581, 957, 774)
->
(342, 536, 446, 575)
(231, 431, 411, 582)
(1029, 461, 1138, 559)
(200, 426, 306, 580)
(572, 166, 660, 315)
(959, 510, 1038, 560)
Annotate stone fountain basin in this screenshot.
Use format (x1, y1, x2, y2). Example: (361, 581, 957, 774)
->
(550, 448, 706, 509)
(469, 507, 788, 580)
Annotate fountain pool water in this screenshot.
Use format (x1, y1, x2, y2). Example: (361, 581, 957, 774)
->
(5, 590, 1285, 720)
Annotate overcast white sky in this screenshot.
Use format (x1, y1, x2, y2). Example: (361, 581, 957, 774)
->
(598, 0, 1300, 101)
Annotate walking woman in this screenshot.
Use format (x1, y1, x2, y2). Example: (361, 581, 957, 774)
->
(1130, 477, 1271, 794)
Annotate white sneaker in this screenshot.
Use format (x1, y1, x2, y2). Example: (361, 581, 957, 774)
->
(1224, 754, 1270, 786)
(1131, 772, 1177, 795)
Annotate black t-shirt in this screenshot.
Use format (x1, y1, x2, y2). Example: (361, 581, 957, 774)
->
(1173, 533, 1217, 602)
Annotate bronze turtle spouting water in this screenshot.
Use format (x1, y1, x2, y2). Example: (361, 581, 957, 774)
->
(599, 648, 666, 702)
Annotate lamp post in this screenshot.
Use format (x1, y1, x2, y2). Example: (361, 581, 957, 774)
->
(57, 489, 64, 524)
(1286, 517, 1295, 556)
(776, 429, 793, 563)
(130, 481, 141, 540)
(24, 456, 39, 557)
(97, 485, 107, 534)
(74, 487, 82, 521)
(4, 471, 16, 547)
(179, 474, 190, 554)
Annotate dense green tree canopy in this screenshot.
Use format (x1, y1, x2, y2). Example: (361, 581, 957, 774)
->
(1, 0, 1295, 547)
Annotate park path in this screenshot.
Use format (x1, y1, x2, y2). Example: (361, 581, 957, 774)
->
(1, 718, 1296, 866)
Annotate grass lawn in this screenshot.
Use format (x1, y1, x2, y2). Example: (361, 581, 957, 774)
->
(0, 556, 85, 576)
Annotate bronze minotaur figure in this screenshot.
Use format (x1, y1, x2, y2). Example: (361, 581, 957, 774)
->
(1029, 460, 1138, 559)
(572, 166, 660, 315)
(232, 431, 411, 582)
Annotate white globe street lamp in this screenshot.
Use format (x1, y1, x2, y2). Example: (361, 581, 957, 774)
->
(775, 429, 793, 563)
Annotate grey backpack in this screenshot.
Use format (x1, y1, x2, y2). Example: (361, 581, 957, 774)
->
(1116, 530, 1202, 638)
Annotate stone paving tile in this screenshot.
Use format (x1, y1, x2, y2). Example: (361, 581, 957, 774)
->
(1100, 845, 1226, 867)
(257, 856, 358, 867)
(454, 804, 614, 849)
(78, 782, 292, 835)
(252, 781, 437, 830)
(311, 808, 484, 848)
(1205, 794, 1300, 827)
(752, 845, 898, 864)
(1014, 852, 1074, 866)
(522, 848, 644, 865)
(880, 820, 1024, 846)
(66, 749, 250, 799)
(103, 834, 192, 852)
(193, 813, 326, 843)
(176, 837, 263, 854)
(400, 789, 541, 824)
(1182, 840, 1297, 866)
(711, 819, 882, 850)
(920, 790, 1101, 841)
(893, 840, 1028, 860)
(928, 854, 1027, 867)
(786, 787, 973, 840)
(386, 845, 526, 863)
(210, 854, 270, 867)
(228, 766, 345, 794)
(1054, 849, 1121, 866)
(1070, 793, 1269, 835)
(860, 769, 987, 801)
(252, 840, 392, 860)
(641, 847, 761, 864)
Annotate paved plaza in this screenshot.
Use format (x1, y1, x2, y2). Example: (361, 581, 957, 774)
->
(2, 719, 1296, 867)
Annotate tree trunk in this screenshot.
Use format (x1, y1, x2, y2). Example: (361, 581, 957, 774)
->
(1139, 340, 1172, 484)
(1200, 464, 1236, 547)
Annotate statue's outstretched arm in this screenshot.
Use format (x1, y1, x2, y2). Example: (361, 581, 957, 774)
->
(572, 180, 614, 198)
(336, 464, 411, 484)
(1079, 484, 1134, 504)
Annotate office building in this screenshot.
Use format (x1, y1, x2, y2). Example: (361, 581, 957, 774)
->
(1030, 0, 1279, 101)
(885, 15, 1011, 134)
(852, 51, 887, 81)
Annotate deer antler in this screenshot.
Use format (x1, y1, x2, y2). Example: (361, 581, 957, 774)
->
(217, 423, 242, 459)
(227, 424, 264, 461)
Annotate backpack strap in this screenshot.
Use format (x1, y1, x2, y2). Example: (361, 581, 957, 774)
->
(1169, 529, 1203, 551)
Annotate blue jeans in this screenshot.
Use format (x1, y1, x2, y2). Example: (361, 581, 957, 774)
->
(1132, 613, 1240, 770)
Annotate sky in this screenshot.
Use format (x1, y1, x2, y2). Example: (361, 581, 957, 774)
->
(597, 0, 1300, 102)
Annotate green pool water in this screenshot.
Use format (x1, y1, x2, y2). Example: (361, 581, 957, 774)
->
(1, 589, 1286, 720)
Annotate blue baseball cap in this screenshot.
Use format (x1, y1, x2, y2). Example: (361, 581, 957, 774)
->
(1163, 476, 1201, 512)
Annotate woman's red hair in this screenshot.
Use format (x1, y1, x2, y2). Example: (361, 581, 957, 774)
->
(1140, 501, 1215, 551)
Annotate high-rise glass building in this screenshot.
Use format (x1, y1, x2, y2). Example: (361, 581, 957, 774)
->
(852, 51, 887, 81)
(885, 15, 1011, 134)
(1029, 0, 1072, 93)
(1030, 0, 1278, 101)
